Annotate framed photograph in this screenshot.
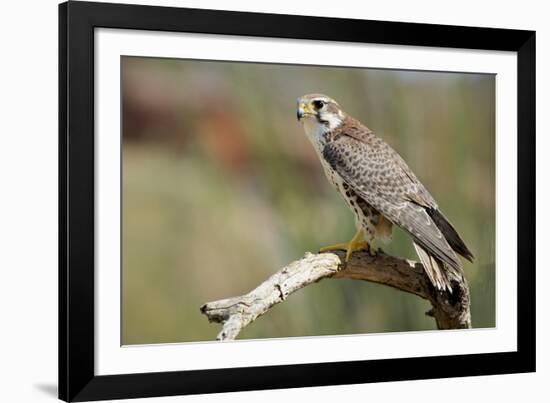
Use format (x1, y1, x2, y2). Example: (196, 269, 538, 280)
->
(59, 1, 535, 401)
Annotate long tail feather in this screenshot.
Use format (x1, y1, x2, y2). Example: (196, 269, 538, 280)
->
(413, 242, 462, 292)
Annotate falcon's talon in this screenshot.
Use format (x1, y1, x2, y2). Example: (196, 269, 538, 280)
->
(344, 228, 366, 262)
(319, 229, 370, 263)
(345, 242, 371, 262)
(319, 243, 349, 253)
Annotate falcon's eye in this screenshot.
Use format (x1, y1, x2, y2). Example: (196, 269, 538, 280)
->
(312, 100, 326, 110)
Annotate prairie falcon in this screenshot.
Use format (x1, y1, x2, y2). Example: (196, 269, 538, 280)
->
(297, 93, 474, 292)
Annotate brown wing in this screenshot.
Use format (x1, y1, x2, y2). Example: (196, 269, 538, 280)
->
(322, 132, 463, 279)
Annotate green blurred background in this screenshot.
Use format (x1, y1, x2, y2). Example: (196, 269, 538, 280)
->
(121, 56, 495, 345)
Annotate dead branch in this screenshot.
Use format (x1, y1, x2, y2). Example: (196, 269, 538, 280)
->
(200, 250, 471, 340)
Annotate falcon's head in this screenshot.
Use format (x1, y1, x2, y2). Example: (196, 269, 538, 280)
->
(297, 94, 344, 128)
(297, 94, 345, 149)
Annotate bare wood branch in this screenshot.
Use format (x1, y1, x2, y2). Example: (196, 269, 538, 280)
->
(199, 252, 341, 340)
(200, 250, 471, 341)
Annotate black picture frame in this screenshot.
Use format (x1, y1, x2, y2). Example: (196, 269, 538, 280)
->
(59, 1, 536, 401)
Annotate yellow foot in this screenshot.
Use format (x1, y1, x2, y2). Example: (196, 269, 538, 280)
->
(345, 240, 371, 262)
(319, 229, 372, 262)
(319, 243, 349, 252)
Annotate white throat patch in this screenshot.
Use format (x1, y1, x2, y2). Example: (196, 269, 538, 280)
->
(302, 115, 341, 154)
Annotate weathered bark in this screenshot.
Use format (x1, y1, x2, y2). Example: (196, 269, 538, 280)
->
(200, 250, 471, 341)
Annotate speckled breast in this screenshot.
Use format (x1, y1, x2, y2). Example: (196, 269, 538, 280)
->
(319, 159, 381, 241)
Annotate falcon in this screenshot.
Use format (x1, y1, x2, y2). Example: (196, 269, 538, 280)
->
(297, 93, 474, 292)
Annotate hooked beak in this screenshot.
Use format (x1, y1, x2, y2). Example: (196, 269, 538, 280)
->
(297, 102, 312, 121)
